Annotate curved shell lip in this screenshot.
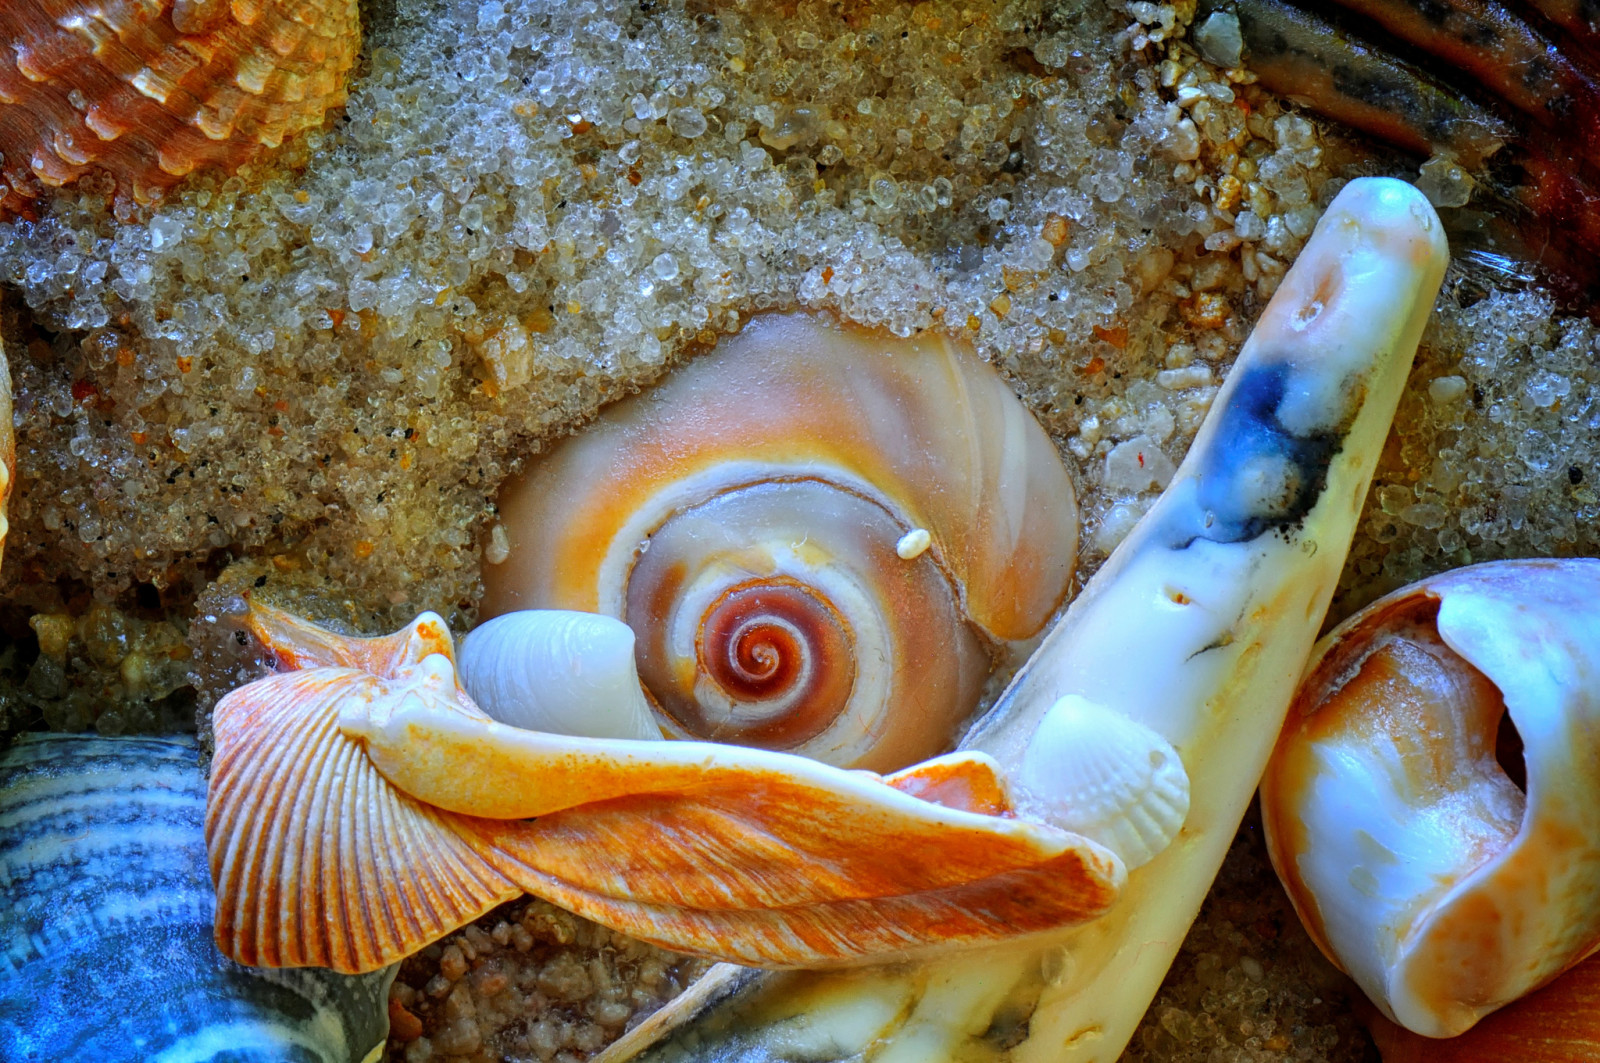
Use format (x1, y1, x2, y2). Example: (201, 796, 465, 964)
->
(1263, 558, 1600, 1036)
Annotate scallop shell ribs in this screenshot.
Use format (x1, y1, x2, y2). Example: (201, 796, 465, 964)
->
(0, 0, 360, 215)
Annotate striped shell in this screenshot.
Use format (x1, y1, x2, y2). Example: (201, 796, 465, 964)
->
(0, 0, 360, 216)
(0, 732, 393, 1062)
(481, 312, 1080, 772)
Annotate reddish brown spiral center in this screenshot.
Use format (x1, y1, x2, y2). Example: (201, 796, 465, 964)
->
(673, 578, 856, 748)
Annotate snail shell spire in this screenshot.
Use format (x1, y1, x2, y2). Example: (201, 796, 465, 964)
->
(482, 312, 1080, 771)
(0, 0, 360, 215)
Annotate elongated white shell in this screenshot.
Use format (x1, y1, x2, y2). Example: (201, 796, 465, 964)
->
(1014, 695, 1190, 869)
(458, 610, 660, 740)
(481, 312, 1080, 771)
(1262, 558, 1600, 1039)
(599, 176, 1450, 1063)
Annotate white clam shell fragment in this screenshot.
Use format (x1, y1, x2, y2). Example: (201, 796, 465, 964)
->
(1261, 558, 1600, 1039)
(602, 177, 1450, 1063)
(458, 610, 660, 740)
(1015, 695, 1190, 870)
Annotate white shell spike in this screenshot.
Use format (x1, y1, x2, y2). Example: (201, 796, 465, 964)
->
(1014, 695, 1190, 870)
(601, 177, 1450, 1063)
(458, 610, 660, 740)
(1262, 558, 1600, 1039)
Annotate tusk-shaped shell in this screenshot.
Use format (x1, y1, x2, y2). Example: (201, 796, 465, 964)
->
(604, 175, 1449, 1063)
(1261, 558, 1600, 1039)
(207, 601, 1125, 974)
(457, 610, 660, 740)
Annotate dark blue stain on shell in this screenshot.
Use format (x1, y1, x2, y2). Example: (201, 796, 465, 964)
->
(0, 733, 394, 1063)
(1160, 360, 1354, 550)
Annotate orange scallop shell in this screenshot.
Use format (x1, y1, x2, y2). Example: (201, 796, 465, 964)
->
(0, 0, 359, 215)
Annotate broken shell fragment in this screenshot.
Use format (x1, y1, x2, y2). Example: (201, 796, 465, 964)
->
(0, 0, 360, 216)
(457, 609, 659, 740)
(604, 177, 1449, 1063)
(1262, 558, 1600, 1039)
(207, 601, 1125, 975)
(482, 311, 1080, 771)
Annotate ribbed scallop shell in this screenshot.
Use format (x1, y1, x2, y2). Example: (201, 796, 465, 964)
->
(206, 603, 1126, 974)
(1012, 695, 1190, 870)
(0, 0, 360, 215)
(482, 312, 1080, 771)
(1262, 558, 1600, 1038)
(0, 732, 393, 1062)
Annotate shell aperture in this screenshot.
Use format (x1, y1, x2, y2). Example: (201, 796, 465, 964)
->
(1261, 558, 1600, 1039)
(481, 312, 1079, 771)
(0, 733, 393, 1062)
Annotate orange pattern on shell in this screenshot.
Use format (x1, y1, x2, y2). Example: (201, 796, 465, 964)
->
(0, 0, 359, 215)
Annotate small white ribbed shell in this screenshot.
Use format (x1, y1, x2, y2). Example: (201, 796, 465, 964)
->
(1015, 695, 1191, 869)
(457, 610, 660, 741)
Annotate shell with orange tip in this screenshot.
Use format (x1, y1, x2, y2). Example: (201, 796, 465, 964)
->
(0, 0, 360, 216)
(206, 601, 1125, 975)
(481, 311, 1080, 773)
(1261, 559, 1600, 1039)
(1363, 951, 1600, 1063)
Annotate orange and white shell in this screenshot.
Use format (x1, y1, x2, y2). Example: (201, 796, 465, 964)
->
(1261, 559, 1600, 1039)
(480, 312, 1080, 772)
(1364, 951, 1600, 1063)
(0, 0, 359, 215)
(206, 602, 1126, 975)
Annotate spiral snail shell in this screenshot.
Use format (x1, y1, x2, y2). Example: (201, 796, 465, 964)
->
(480, 312, 1081, 771)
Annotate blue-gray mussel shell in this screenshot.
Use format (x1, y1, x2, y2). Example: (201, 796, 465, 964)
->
(0, 733, 395, 1062)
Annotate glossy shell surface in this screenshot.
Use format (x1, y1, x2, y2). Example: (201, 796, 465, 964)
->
(1262, 558, 1600, 1038)
(0, 732, 394, 1063)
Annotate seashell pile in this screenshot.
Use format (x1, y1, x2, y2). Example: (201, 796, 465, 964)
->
(0, 732, 394, 1062)
(206, 601, 1125, 975)
(598, 174, 1450, 1063)
(0, 0, 360, 216)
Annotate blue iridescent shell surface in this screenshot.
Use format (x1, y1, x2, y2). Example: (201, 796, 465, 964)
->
(0, 733, 394, 1063)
